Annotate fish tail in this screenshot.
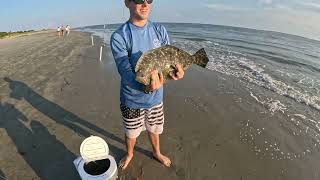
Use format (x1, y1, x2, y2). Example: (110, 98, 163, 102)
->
(192, 48, 209, 68)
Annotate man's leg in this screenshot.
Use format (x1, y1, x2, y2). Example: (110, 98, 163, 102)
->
(147, 131, 171, 167)
(119, 104, 145, 170)
(119, 135, 136, 170)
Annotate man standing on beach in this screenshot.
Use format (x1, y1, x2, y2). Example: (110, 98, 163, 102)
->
(57, 26, 61, 37)
(110, 0, 184, 170)
(66, 25, 71, 36)
(60, 25, 65, 36)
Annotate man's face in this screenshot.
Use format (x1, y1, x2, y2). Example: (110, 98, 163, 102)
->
(126, 0, 152, 21)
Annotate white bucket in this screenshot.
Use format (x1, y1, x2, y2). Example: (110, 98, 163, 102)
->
(74, 136, 118, 180)
(73, 155, 117, 180)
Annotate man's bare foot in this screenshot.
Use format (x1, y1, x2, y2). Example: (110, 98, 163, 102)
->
(153, 153, 171, 167)
(119, 154, 133, 170)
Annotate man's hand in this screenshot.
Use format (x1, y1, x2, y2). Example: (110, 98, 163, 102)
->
(171, 64, 184, 80)
(145, 70, 164, 93)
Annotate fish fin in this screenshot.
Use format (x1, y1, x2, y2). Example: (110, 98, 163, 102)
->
(192, 48, 209, 68)
(168, 65, 178, 78)
(168, 71, 175, 79)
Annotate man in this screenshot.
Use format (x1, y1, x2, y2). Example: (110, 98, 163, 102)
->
(65, 25, 71, 36)
(110, 0, 184, 170)
(60, 25, 65, 36)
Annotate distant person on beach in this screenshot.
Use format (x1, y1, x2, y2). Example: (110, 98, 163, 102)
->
(66, 25, 71, 36)
(57, 26, 61, 36)
(110, 0, 184, 170)
(60, 25, 65, 36)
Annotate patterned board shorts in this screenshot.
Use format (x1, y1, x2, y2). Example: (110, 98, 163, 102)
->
(120, 102, 164, 138)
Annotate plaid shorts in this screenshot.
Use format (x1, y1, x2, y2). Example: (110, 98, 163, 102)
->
(120, 102, 164, 138)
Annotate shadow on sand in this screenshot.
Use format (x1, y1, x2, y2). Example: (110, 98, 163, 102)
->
(0, 168, 5, 180)
(0, 102, 78, 179)
(3, 77, 152, 178)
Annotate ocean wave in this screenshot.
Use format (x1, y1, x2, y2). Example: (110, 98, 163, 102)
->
(208, 56, 320, 111)
(211, 37, 299, 53)
(249, 92, 287, 114)
(171, 38, 320, 112)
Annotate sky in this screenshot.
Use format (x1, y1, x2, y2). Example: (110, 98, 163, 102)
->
(1, 0, 320, 40)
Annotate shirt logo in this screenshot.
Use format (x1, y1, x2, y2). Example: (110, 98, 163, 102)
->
(153, 39, 161, 48)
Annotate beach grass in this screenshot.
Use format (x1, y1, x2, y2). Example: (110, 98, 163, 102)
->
(0, 30, 35, 39)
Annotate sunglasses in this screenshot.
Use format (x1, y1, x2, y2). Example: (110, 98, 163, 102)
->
(130, 0, 153, 4)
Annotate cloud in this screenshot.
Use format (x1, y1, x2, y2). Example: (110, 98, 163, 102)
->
(259, 0, 273, 5)
(204, 4, 245, 11)
(298, 2, 320, 11)
(268, 1, 320, 13)
(265, 4, 293, 11)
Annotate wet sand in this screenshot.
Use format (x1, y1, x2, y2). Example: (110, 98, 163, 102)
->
(0, 31, 319, 180)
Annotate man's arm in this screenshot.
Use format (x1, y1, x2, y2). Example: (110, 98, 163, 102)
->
(159, 25, 170, 46)
(110, 33, 143, 90)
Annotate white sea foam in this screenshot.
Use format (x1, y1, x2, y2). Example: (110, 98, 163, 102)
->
(171, 38, 320, 112)
(240, 118, 319, 160)
(249, 92, 287, 114)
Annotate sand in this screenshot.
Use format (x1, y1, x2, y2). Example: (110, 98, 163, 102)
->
(0, 31, 319, 180)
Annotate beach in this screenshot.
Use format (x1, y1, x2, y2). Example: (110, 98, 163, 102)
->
(1, 31, 320, 180)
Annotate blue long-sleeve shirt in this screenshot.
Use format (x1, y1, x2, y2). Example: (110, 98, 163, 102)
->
(110, 20, 170, 109)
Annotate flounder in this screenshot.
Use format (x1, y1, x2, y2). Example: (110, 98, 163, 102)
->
(135, 45, 209, 85)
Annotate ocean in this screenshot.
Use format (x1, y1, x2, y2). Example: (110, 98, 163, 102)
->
(78, 22, 320, 163)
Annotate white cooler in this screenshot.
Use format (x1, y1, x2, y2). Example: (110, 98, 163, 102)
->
(73, 136, 118, 180)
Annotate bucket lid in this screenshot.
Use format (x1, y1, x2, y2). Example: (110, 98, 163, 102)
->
(80, 136, 109, 163)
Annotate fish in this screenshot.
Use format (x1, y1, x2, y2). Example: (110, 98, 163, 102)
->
(135, 45, 209, 85)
